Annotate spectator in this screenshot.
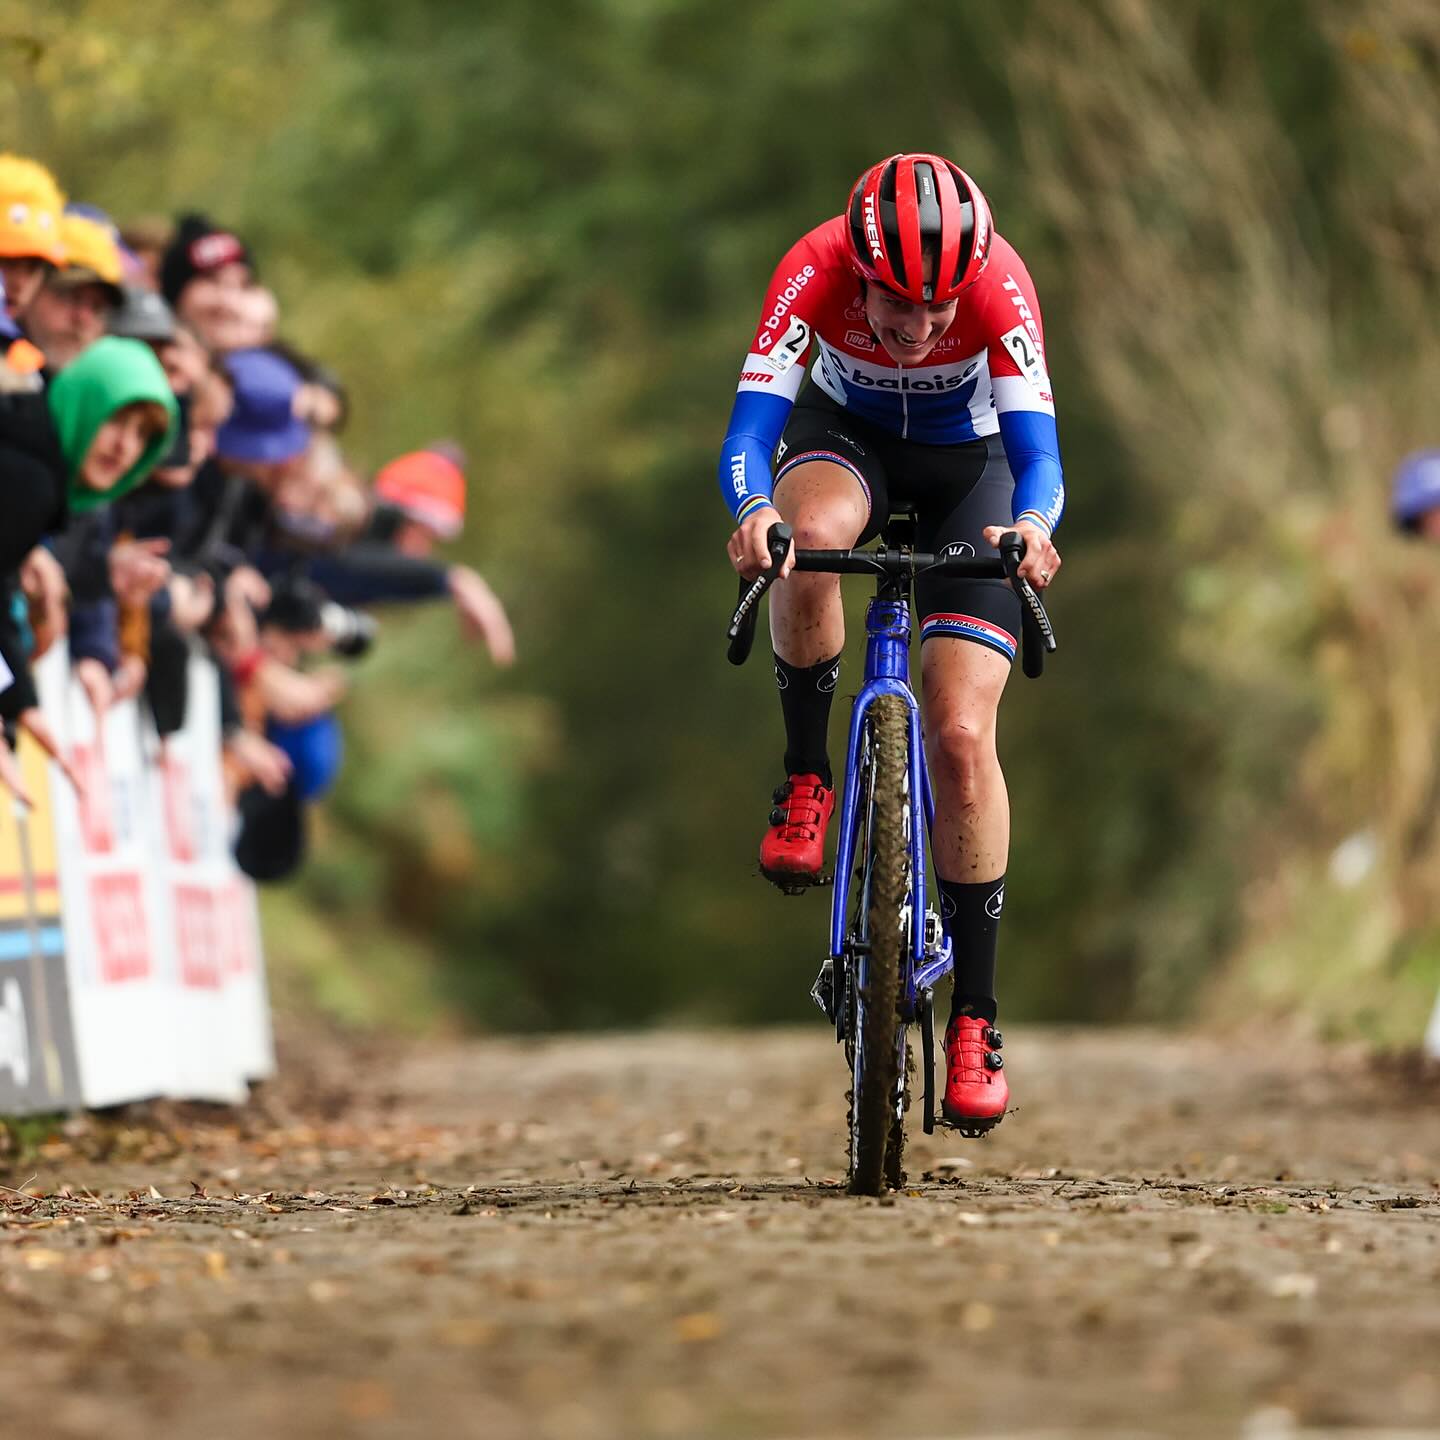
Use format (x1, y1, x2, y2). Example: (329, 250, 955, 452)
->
(0, 153, 66, 367)
(268, 340, 349, 433)
(160, 213, 276, 353)
(111, 288, 236, 483)
(49, 337, 179, 511)
(117, 215, 171, 292)
(23, 207, 125, 372)
(1392, 451, 1440, 540)
(110, 284, 178, 349)
(373, 445, 467, 554)
(280, 441, 517, 665)
(0, 336, 177, 797)
(231, 578, 348, 883)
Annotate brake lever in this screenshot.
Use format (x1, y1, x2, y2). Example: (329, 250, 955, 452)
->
(726, 522, 794, 666)
(998, 530, 1058, 679)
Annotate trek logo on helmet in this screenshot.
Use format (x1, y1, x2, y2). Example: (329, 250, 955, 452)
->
(862, 193, 884, 261)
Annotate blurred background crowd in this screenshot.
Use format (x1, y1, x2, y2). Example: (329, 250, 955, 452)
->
(4, 0, 1440, 1049)
(0, 155, 516, 888)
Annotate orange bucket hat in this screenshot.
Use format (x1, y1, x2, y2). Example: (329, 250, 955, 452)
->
(0, 154, 66, 265)
(373, 445, 466, 538)
(57, 210, 124, 288)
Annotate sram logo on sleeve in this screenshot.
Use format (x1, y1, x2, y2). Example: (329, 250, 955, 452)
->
(998, 323, 1049, 393)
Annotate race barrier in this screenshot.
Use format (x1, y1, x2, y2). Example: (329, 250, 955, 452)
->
(0, 644, 273, 1116)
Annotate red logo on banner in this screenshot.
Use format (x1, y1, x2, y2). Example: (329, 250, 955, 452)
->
(90, 873, 150, 982)
(162, 754, 196, 862)
(175, 884, 222, 989)
(73, 743, 115, 853)
(220, 884, 254, 976)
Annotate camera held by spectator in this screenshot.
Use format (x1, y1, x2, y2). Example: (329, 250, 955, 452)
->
(264, 575, 377, 663)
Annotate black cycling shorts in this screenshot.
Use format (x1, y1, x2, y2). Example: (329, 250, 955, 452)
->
(774, 387, 1020, 663)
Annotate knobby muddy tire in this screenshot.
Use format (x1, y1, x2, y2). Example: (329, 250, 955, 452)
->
(884, 1040, 912, 1191)
(848, 694, 908, 1197)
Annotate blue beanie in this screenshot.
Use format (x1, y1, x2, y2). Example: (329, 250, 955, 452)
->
(1392, 450, 1440, 531)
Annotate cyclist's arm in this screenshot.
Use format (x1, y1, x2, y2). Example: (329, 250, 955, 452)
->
(718, 389, 795, 524)
(987, 273, 1065, 538)
(716, 234, 829, 523)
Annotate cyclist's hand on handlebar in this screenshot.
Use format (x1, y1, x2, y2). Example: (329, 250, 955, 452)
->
(983, 520, 1061, 591)
(728, 504, 795, 581)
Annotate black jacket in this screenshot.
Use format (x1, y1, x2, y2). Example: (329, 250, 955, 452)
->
(0, 387, 67, 576)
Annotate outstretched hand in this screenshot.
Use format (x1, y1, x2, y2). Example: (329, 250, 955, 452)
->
(448, 566, 517, 667)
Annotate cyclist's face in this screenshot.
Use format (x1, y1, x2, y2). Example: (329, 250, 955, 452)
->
(863, 282, 957, 365)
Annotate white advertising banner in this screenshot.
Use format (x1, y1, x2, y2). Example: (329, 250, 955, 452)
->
(37, 646, 177, 1107)
(11, 642, 274, 1115)
(146, 652, 272, 1095)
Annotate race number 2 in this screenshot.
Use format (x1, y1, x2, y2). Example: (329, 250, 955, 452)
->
(999, 323, 1049, 393)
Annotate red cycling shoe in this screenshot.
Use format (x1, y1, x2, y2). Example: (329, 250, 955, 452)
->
(759, 773, 834, 887)
(942, 1014, 1008, 1134)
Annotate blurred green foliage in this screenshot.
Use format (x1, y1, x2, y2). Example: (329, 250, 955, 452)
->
(7, 0, 1440, 1041)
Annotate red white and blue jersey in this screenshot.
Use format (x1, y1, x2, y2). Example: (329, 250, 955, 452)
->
(718, 216, 1064, 535)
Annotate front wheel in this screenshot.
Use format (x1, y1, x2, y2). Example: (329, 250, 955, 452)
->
(848, 694, 909, 1196)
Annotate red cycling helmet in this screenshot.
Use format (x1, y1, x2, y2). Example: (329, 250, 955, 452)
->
(846, 153, 993, 303)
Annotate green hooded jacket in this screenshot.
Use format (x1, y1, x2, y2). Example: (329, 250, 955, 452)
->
(45, 336, 179, 514)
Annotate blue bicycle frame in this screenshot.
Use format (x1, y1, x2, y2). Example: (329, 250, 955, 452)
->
(829, 595, 952, 1024)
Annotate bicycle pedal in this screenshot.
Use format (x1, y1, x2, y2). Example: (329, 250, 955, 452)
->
(950, 1123, 997, 1140)
(936, 1111, 1006, 1140)
(760, 867, 834, 896)
(810, 957, 844, 1023)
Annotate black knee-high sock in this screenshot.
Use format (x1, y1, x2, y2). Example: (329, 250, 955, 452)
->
(939, 875, 1005, 1023)
(774, 652, 841, 788)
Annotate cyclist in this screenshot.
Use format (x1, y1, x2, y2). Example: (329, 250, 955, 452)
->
(718, 154, 1064, 1131)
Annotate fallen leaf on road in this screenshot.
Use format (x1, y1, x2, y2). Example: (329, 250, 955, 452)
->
(1270, 1272, 1317, 1300)
(341, 1382, 394, 1421)
(436, 1319, 497, 1348)
(675, 1312, 723, 1343)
